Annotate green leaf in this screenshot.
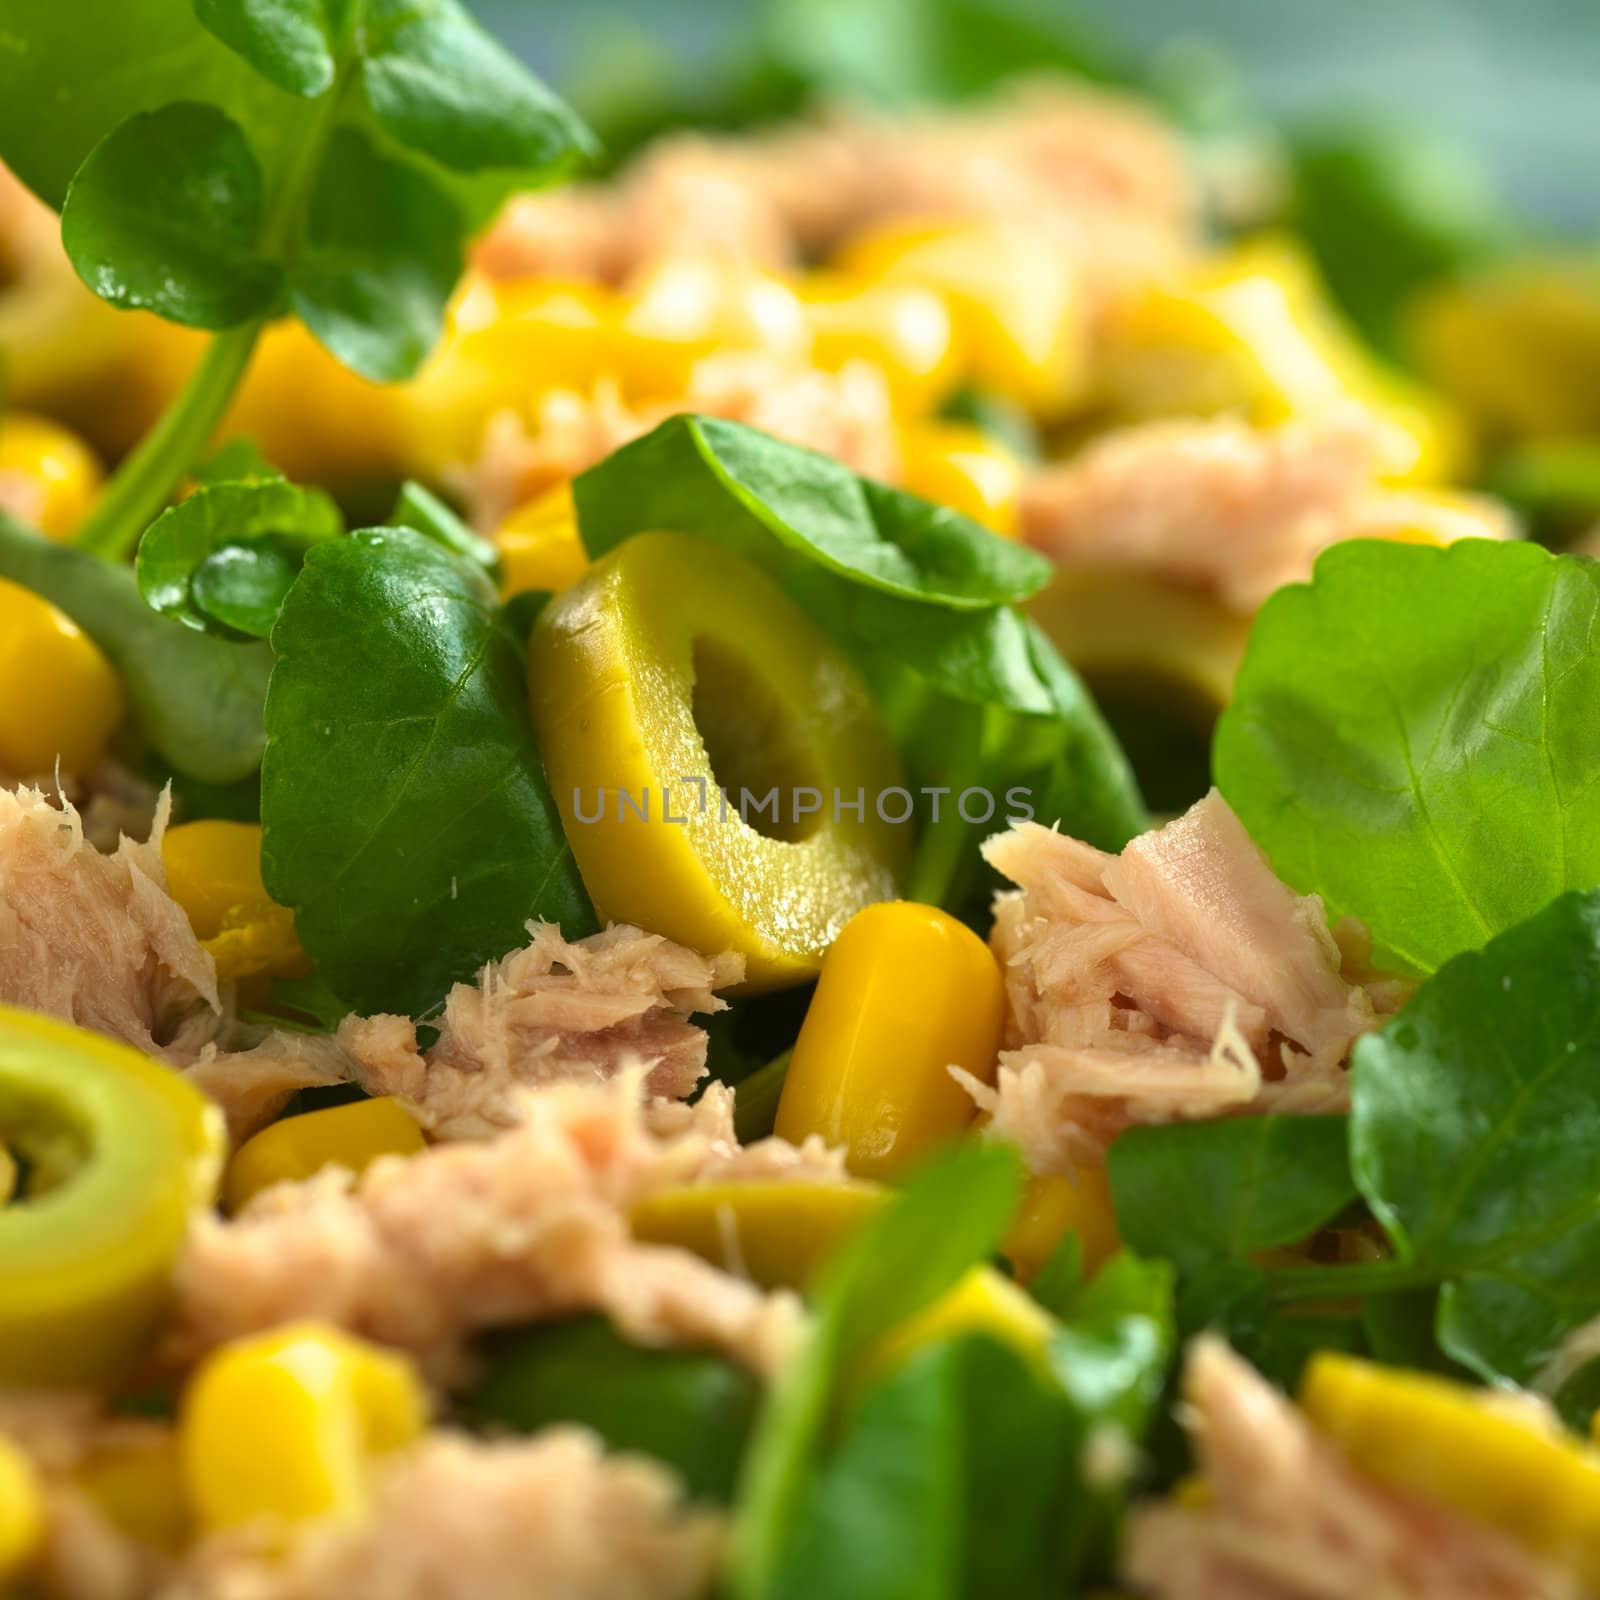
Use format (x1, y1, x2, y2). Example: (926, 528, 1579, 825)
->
(193, 0, 337, 96)
(0, 513, 270, 783)
(731, 1141, 1023, 1600)
(771, 1335, 1078, 1600)
(190, 541, 303, 637)
(137, 478, 344, 636)
(261, 526, 594, 1017)
(459, 1316, 761, 1503)
(0, 0, 296, 211)
(360, 0, 596, 177)
(289, 124, 463, 381)
(575, 416, 1052, 617)
(1351, 889, 1600, 1387)
(1107, 1115, 1357, 1273)
(60, 103, 282, 328)
(388, 480, 499, 573)
(1215, 540, 1600, 975)
(192, 437, 286, 487)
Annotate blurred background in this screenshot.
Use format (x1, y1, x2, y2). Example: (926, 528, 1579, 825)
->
(482, 0, 1600, 233)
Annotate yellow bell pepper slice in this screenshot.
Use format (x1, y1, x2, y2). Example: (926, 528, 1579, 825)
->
(0, 1004, 224, 1386)
(495, 482, 589, 598)
(799, 271, 960, 417)
(614, 256, 810, 401)
(836, 218, 1089, 418)
(528, 530, 907, 990)
(224, 1097, 426, 1215)
(181, 1321, 428, 1534)
(0, 578, 125, 779)
(1002, 1167, 1120, 1281)
(161, 821, 307, 985)
(774, 900, 1004, 1177)
(0, 1145, 15, 1206)
(396, 273, 618, 473)
(1101, 238, 1468, 483)
(874, 1266, 1056, 1378)
(0, 1434, 43, 1585)
(0, 412, 102, 541)
(897, 420, 1023, 535)
(1301, 1351, 1600, 1584)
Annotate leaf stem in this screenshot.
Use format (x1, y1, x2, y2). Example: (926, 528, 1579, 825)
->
(1264, 1259, 1437, 1304)
(73, 320, 264, 559)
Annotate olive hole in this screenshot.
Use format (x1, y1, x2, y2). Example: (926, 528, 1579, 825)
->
(691, 636, 826, 843)
(0, 1086, 90, 1204)
(1083, 665, 1219, 817)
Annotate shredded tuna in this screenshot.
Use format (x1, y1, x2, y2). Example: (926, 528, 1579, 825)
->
(170, 1073, 826, 1382)
(0, 784, 357, 1140)
(475, 79, 1192, 301)
(1122, 1337, 1581, 1600)
(971, 790, 1384, 1170)
(1019, 410, 1511, 613)
(338, 922, 744, 1139)
(173, 1429, 721, 1600)
(455, 355, 898, 531)
(0, 784, 218, 1053)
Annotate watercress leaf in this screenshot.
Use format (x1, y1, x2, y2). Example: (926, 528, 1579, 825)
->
(190, 540, 302, 637)
(1216, 540, 1600, 976)
(771, 1335, 1078, 1600)
(461, 1316, 761, 1504)
(1351, 888, 1600, 1386)
(0, 0, 295, 210)
(1107, 1115, 1357, 1272)
(388, 479, 499, 573)
(192, 437, 285, 487)
(261, 526, 594, 1017)
(731, 1141, 1023, 1600)
(193, 0, 337, 96)
(137, 478, 344, 635)
(0, 512, 270, 782)
(1025, 1232, 1084, 1318)
(360, 0, 596, 178)
(576, 415, 1051, 614)
(288, 125, 463, 382)
(1046, 1253, 1175, 1582)
(60, 103, 282, 328)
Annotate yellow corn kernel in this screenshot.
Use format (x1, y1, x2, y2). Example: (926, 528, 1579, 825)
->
(161, 820, 306, 984)
(614, 256, 810, 401)
(0, 578, 125, 778)
(837, 219, 1089, 418)
(181, 1321, 427, 1534)
(799, 272, 960, 416)
(775, 900, 1005, 1179)
(224, 1097, 426, 1214)
(396, 273, 618, 474)
(495, 482, 589, 598)
(75, 1434, 189, 1555)
(0, 412, 102, 541)
(1101, 238, 1467, 483)
(0, 1434, 42, 1584)
(1002, 1168, 1120, 1281)
(1301, 1351, 1600, 1584)
(897, 420, 1023, 535)
(628, 1180, 1054, 1375)
(629, 1177, 888, 1290)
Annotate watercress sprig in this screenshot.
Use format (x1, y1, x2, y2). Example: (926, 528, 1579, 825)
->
(0, 0, 594, 561)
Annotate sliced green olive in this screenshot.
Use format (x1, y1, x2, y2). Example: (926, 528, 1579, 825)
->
(527, 530, 908, 990)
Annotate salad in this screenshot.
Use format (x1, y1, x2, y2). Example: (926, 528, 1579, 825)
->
(1, 2, 1599, 1597)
